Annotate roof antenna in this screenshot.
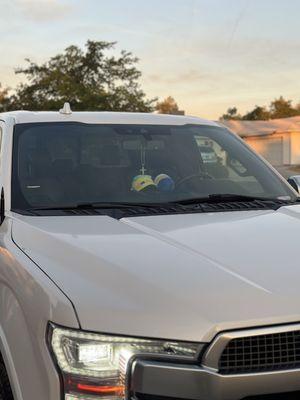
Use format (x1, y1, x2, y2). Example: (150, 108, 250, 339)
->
(59, 102, 72, 115)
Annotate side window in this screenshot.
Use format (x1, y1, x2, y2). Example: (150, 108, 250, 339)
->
(195, 136, 225, 167)
(195, 135, 230, 180)
(194, 134, 264, 195)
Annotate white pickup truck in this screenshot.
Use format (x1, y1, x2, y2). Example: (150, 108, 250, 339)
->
(0, 105, 300, 400)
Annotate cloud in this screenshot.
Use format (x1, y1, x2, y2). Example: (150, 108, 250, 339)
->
(146, 70, 212, 85)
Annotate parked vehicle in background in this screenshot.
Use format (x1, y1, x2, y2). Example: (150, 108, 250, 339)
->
(0, 105, 300, 400)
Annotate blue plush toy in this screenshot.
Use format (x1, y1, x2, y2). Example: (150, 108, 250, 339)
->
(154, 174, 175, 192)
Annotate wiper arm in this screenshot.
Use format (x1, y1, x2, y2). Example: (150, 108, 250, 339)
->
(173, 194, 286, 206)
(83, 201, 170, 209)
(27, 196, 297, 212)
(29, 201, 168, 211)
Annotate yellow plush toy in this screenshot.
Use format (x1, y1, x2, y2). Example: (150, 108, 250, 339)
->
(131, 175, 156, 192)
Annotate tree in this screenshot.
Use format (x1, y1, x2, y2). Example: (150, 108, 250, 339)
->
(156, 96, 182, 115)
(221, 107, 242, 120)
(269, 96, 298, 119)
(7, 40, 156, 112)
(0, 84, 11, 112)
(220, 96, 300, 121)
(242, 106, 270, 121)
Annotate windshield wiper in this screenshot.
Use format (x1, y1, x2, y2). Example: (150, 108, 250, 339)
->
(172, 194, 292, 206)
(27, 195, 299, 213)
(29, 201, 169, 211)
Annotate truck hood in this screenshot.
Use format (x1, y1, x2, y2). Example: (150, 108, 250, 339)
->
(11, 206, 300, 342)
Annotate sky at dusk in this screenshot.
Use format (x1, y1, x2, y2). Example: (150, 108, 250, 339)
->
(1, 0, 300, 119)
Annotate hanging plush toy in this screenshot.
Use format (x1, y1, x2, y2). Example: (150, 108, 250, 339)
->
(131, 142, 156, 192)
(130, 141, 175, 193)
(131, 174, 156, 192)
(155, 174, 175, 192)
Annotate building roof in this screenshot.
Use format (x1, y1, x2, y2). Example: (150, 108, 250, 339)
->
(0, 110, 218, 127)
(222, 116, 300, 137)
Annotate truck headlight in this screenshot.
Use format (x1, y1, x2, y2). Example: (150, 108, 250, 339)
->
(49, 324, 202, 399)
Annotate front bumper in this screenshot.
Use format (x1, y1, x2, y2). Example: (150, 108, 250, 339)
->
(131, 323, 300, 400)
(131, 360, 300, 400)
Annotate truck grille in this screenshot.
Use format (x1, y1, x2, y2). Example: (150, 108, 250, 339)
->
(219, 330, 300, 374)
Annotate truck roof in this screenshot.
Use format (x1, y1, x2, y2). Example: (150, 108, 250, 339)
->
(0, 110, 219, 127)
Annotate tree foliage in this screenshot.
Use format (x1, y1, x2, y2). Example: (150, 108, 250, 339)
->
(3, 40, 156, 112)
(243, 106, 270, 121)
(221, 96, 300, 121)
(269, 97, 299, 119)
(0, 84, 11, 112)
(156, 96, 181, 114)
(221, 107, 242, 120)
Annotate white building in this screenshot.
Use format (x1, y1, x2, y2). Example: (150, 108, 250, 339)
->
(222, 116, 300, 167)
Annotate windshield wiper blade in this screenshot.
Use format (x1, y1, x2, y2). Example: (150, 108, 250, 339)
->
(84, 201, 171, 209)
(27, 195, 297, 212)
(29, 201, 168, 211)
(172, 194, 286, 206)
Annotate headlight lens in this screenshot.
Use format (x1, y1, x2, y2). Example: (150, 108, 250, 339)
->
(50, 324, 202, 399)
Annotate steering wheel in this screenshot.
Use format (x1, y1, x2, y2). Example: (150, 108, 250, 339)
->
(176, 172, 213, 189)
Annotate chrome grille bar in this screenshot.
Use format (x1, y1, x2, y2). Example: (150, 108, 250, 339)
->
(202, 323, 300, 375)
(219, 330, 300, 374)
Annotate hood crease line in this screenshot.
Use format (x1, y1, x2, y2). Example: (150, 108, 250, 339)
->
(121, 218, 272, 295)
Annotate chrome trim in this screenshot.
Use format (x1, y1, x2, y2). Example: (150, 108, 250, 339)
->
(131, 359, 300, 400)
(202, 323, 300, 371)
(131, 324, 300, 400)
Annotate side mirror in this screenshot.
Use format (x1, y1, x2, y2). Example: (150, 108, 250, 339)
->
(0, 188, 4, 225)
(287, 175, 300, 193)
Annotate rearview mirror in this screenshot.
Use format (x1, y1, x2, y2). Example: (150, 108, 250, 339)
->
(287, 175, 300, 193)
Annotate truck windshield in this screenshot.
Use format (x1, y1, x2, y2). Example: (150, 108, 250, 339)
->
(12, 122, 296, 211)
